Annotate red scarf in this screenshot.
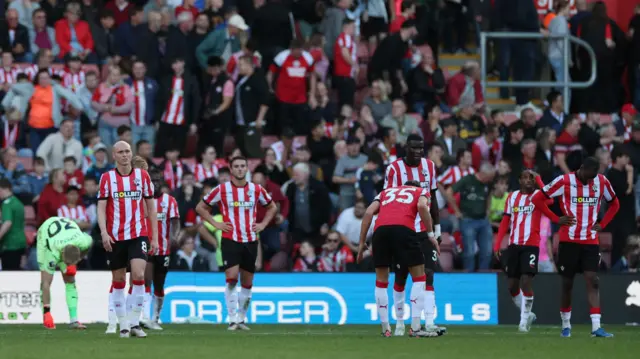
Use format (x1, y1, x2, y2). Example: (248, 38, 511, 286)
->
(164, 160, 183, 190)
(3, 119, 18, 148)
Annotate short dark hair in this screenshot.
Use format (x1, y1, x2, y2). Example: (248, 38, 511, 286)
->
(66, 185, 81, 194)
(64, 156, 77, 165)
(490, 109, 503, 119)
(16, 73, 29, 82)
(401, 0, 415, 12)
(404, 180, 420, 187)
(84, 176, 98, 185)
(85, 70, 99, 79)
(218, 166, 230, 175)
(611, 146, 628, 162)
(117, 125, 131, 136)
(456, 148, 470, 162)
(229, 156, 247, 167)
(252, 166, 267, 178)
(406, 134, 423, 143)
(0, 178, 12, 190)
(100, 9, 114, 19)
(485, 124, 498, 134)
(508, 121, 524, 133)
(34, 157, 46, 166)
(129, 6, 143, 18)
(546, 90, 562, 106)
(207, 56, 224, 67)
(181, 170, 194, 179)
(401, 19, 416, 29)
(290, 38, 305, 49)
(381, 126, 395, 139)
(136, 139, 149, 151)
(202, 177, 219, 189)
(582, 156, 600, 172)
(494, 175, 509, 184)
(342, 18, 355, 26)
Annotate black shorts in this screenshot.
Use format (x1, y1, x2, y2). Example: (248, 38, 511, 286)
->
(221, 239, 259, 273)
(502, 245, 539, 278)
(107, 237, 149, 271)
(557, 242, 600, 277)
(372, 225, 424, 269)
(148, 255, 170, 276)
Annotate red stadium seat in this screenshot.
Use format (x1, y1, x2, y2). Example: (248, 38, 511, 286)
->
(25, 226, 37, 246)
(25, 206, 36, 226)
(439, 237, 453, 253)
(357, 42, 369, 61)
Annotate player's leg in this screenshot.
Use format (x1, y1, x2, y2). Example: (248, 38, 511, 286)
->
(236, 242, 260, 330)
(107, 283, 118, 333)
(392, 266, 407, 335)
(40, 270, 55, 329)
(422, 236, 445, 335)
(149, 256, 169, 330)
(557, 242, 577, 337)
(139, 259, 154, 326)
(372, 228, 393, 336)
(128, 238, 150, 338)
(583, 245, 612, 337)
(221, 239, 242, 330)
(403, 231, 431, 337)
(375, 267, 391, 336)
(61, 270, 86, 329)
(518, 246, 538, 331)
(505, 246, 523, 311)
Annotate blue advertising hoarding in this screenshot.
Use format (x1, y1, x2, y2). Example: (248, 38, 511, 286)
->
(161, 273, 498, 325)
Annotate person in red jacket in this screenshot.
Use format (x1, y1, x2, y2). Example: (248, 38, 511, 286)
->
(63, 156, 84, 192)
(252, 168, 289, 260)
(445, 61, 485, 112)
(37, 168, 67, 226)
(54, 2, 96, 63)
(104, 0, 134, 27)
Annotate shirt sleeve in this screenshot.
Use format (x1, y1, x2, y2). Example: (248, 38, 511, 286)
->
(354, 168, 363, 190)
(56, 207, 63, 217)
(333, 158, 345, 177)
(601, 176, 616, 202)
(438, 167, 453, 185)
(1, 201, 12, 222)
(97, 172, 110, 200)
(542, 175, 565, 198)
(373, 193, 382, 202)
(202, 185, 222, 206)
(257, 185, 273, 206)
(222, 80, 234, 97)
(169, 196, 180, 218)
(383, 164, 395, 189)
(141, 170, 154, 198)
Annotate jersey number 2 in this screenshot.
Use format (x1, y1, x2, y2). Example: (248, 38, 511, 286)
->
(47, 218, 74, 238)
(381, 188, 416, 205)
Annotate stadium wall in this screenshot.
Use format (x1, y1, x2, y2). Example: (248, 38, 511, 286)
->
(1, 272, 638, 325)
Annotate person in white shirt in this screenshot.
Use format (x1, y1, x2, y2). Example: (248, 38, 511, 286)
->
(35, 119, 83, 171)
(334, 198, 366, 252)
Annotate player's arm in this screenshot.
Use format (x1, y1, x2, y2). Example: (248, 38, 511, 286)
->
(494, 216, 510, 254)
(531, 191, 560, 223)
(599, 178, 620, 230)
(418, 194, 440, 254)
(357, 200, 380, 263)
(143, 171, 158, 248)
(197, 186, 232, 232)
(256, 185, 277, 232)
(170, 218, 181, 244)
(383, 164, 395, 189)
(430, 189, 440, 240)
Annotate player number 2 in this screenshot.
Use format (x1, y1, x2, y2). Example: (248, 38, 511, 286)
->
(164, 256, 170, 268)
(529, 254, 536, 266)
(381, 188, 415, 205)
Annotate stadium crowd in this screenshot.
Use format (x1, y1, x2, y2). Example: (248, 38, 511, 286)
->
(0, 0, 639, 273)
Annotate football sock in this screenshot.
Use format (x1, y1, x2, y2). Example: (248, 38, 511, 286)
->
(112, 281, 129, 330)
(590, 307, 601, 332)
(560, 307, 572, 329)
(130, 280, 145, 327)
(225, 279, 239, 323)
(375, 281, 389, 330)
(521, 291, 534, 325)
(511, 289, 523, 310)
(392, 283, 405, 323)
(410, 276, 426, 331)
(424, 286, 435, 326)
(108, 286, 117, 325)
(152, 295, 164, 322)
(142, 286, 151, 320)
(64, 283, 78, 322)
(238, 285, 253, 323)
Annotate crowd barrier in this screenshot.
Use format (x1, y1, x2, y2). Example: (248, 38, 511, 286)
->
(1, 272, 638, 325)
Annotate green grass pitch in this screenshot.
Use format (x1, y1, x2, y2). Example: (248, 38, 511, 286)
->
(1, 325, 639, 359)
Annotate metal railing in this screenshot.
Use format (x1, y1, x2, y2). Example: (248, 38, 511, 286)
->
(480, 31, 597, 114)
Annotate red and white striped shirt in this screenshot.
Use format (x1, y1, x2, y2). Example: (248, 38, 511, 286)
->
(317, 246, 353, 272)
(542, 173, 616, 245)
(163, 160, 186, 190)
(383, 158, 437, 232)
(622, 123, 632, 143)
(504, 190, 543, 247)
(202, 181, 272, 243)
(2, 119, 19, 149)
(57, 205, 89, 223)
(0, 67, 20, 85)
(193, 162, 218, 183)
(161, 77, 185, 125)
(152, 193, 180, 256)
(377, 142, 397, 165)
(226, 51, 261, 81)
(98, 168, 154, 241)
(23, 65, 62, 81)
(130, 80, 147, 126)
(61, 69, 85, 92)
(184, 208, 202, 227)
(438, 165, 475, 186)
(333, 32, 357, 78)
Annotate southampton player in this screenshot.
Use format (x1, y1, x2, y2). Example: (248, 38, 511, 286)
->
(37, 216, 92, 329)
(196, 156, 277, 330)
(357, 180, 440, 337)
(98, 141, 158, 338)
(383, 134, 442, 336)
(494, 171, 574, 332)
(140, 168, 181, 330)
(532, 157, 620, 337)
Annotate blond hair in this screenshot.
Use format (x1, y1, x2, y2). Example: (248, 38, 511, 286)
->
(132, 156, 148, 170)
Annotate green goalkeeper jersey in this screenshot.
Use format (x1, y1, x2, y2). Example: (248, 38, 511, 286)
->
(38, 217, 92, 264)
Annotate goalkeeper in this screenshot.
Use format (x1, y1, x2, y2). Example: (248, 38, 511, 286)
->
(37, 216, 92, 329)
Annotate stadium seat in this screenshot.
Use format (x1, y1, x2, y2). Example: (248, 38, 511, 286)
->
(439, 236, 453, 253)
(356, 64, 368, 88)
(25, 226, 37, 246)
(357, 42, 369, 61)
(25, 206, 36, 226)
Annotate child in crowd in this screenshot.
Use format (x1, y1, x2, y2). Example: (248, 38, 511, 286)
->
(63, 156, 84, 190)
(82, 177, 99, 226)
(489, 175, 509, 231)
(27, 157, 49, 201)
(293, 241, 319, 272)
(57, 186, 91, 232)
(355, 154, 383, 205)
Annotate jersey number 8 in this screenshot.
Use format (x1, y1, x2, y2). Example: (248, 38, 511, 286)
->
(47, 218, 74, 238)
(381, 188, 417, 205)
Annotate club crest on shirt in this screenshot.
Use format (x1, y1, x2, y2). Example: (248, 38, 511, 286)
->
(134, 178, 141, 187)
(592, 184, 598, 192)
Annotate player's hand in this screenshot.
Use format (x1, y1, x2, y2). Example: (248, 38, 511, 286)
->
(428, 235, 440, 256)
(558, 216, 576, 226)
(592, 223, 602, 232)
(253, 222, 266, 233)
(101, 232, 114, 252)
(149, 239, 159, 254)
(214, 221, 233, 232)
(356, 244, 368, 264)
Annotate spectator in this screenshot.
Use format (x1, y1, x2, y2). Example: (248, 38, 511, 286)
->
(191, 13, 211, 51)
(629, 5, 640, 105)
(312, 82, 338, 124)
(162, 146, 190, 191)
(29, 9, 59, 58)
(203, 0, 225, 28)
(488, 175, 509, 231)
(508, 138, 539, 187)
(518, 107, 540, 140)
(114, 6, 145, 58)
(454, 98, 485, 145)
(173, 170, 201, 222)
(367, 20, 417, 98)
(135, 11, 162, 79)
(318, 230, 353, 272)
(255, 148, 289, 186)
(136, 139, 160, 172)
(24, 49, 57, 82)
(0, 178, 26, 270)
(55, 2, 95, 62)
(0, 52, 20, 92)
(319, 0, 351, 60)
(81, 0, 100, 29)
(192, 145, 221, 183)
(62, 156, 83, 192)
(0, 9, 32, 63)
(286, 162, 332, 243)
(428, 142, 445, 174)
(268, 39, 317, 135)
(389, 0, 415, 33)
(165, 12, 196, 72)
(419, 103, 443, 145)
(0, 146, 30, 201)
(538, 91, 567, 133)
(253, 168, 289, 258)
(333, 18, 357, 108)
(356, 105, 379, 138)
(27, 157, 48, 201)
(611, 235, 640, 273)
(471, 124, 502, 170)
(606, 147, 636, 268)
(554, 117, 583, 174)
(380, 99, 419, 145)
(84, 143, 113, 181)
(57, 185, 91, 231)
(76, 72, 99, 130)
(292, 240, 319, 272)
(270, 128, 297, 165)
(91, 65, 133, 148)
(547, 0, 572, 100)
(175, 0, 200, 19)
(144, 0, 169, 20)
(353, 155, 383, 206)
(37, 168, 66, 225)
(250, 0, 293, 69)
(408, 48, 446, 115)
(335, 197, 366, 253)
(104, 0, 133, 27)
(578, 112, 605, 157)
(9, 0, 41, 32)
(375, 127, 398, 166)
(615, 103, 637, 143)
(286, 146, 324, 183)
(536, 127, 557, 173)
(171, 237, 210, 272)
(444, 162, 496, 271)
(90, 10, 116, 65)
(61, 55, 85, 94)
(40, 0, 66, 28)
(363, 80, 392, 124)
(435, 118, 466, 167)
(36, 119, 83, 171)
(332, 137, 367, 210)
(437, 148, 475, 216)
(234, 55, 269, 157)
(446, 61, 484, 112)
(126, 60, 159, 149)
(200, 56, 234, 156)
(442, 0, 468, 53)
(360, 0, 388, 44)
(196, 13, 246, 67)
(226, 38, 262, 82)
(0, 110, 28, 155)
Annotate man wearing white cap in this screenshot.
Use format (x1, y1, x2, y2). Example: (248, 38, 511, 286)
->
(196, 14, 248, 67)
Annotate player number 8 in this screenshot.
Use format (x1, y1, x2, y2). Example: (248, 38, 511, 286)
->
(141, 241, 148, 253)
(164, 256, 170, 267)
(381, 188, 416, 205)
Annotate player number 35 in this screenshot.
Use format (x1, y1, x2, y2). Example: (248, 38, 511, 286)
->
(382, 188, 417, 205)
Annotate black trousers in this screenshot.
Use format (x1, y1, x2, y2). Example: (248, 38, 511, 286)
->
(610, 219, 635, 268)
(277, 101, 309, 135)
(0, 249, 24, 270)
(199, 117, 230, 156)
(155, 122, 188, 157)
(333, 76, 356, 108)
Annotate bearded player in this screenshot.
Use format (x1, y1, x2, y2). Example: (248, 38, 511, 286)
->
(383, 134, 442, 336)
(357, 180, 440, 337)
(532, 157, 620, 338)
(494, 170, 575, 332)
